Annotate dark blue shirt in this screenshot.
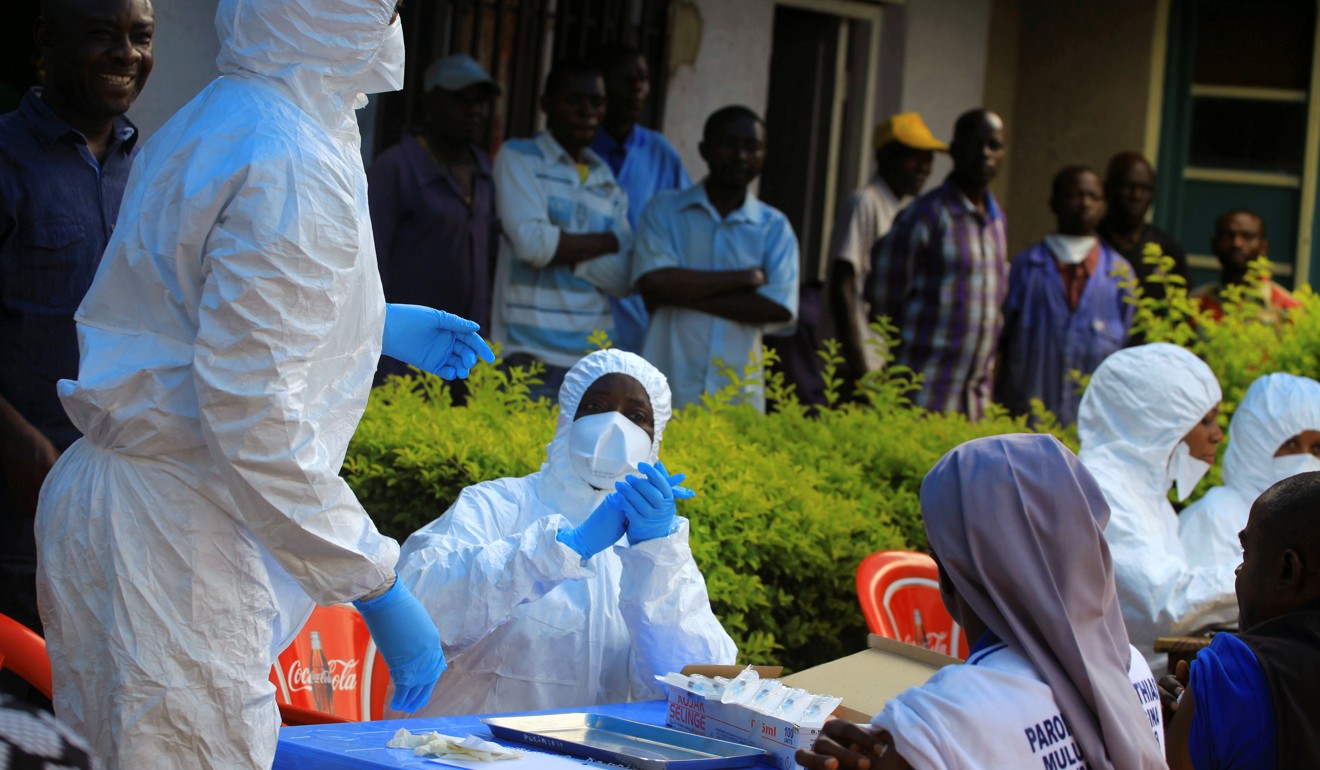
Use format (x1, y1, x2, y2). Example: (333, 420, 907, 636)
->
(1189, 632, 1278, 770)
(590, 124, 690, 353)
(0, 88, 139, 451)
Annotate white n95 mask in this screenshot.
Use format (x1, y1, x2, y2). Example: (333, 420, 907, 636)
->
(361, 19, 406, 95)
(1267, 453, 1320, 488)
(1167, 440, 1212, 501)
(569, 412, 652, 489)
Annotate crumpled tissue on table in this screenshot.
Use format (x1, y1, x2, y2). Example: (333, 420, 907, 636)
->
(387, 728, 523, 761)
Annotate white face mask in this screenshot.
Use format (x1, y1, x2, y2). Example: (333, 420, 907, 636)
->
(1044, 234, 1097, 266)
(361, 19, 406, 95)
(1267, 453, 1320, 488)
(1167, 440, 1212, 501)
(568, 411, 652, 489)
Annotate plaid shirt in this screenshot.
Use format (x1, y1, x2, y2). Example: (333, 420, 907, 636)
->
(871, 179, 1008, 418)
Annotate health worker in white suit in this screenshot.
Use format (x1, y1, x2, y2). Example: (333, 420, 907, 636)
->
(35, 2, 490, 768)
(395, 349, 737, 717)
(1180, 373, 1320, 569)
(1078, 343, 1238, 673)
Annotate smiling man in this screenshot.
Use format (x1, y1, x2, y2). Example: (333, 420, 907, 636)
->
(490, 59, 632, 402)
(0, 0, 153, 692)
(631, 105, 799, 411)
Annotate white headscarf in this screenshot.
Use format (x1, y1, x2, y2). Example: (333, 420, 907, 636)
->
(922, 434, 1166, 770)
(1223, 373, 1320, 498)
(533, 350, 673, 522)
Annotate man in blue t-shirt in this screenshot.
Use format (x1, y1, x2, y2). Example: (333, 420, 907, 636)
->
(590, 44, 690, 353)
(1162, 471, 1320, 769)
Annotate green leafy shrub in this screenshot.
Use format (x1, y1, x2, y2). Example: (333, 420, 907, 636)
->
(345, 326, 1068, 671)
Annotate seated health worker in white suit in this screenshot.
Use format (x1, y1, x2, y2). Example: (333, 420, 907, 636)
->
(796, 434, 1166, 770)
(1180, 372, 1320, 569)
(396, 349, 737, 716)
(1078, 343, 1238, 672)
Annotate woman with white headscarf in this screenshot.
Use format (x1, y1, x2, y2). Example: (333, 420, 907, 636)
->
(797, 434, 1166, 770)
(395, 349, 737, 716)
(1078, 343, 1238, 672)
(1180, 373, 1320, 568)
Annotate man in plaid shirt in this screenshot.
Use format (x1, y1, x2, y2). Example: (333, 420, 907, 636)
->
(869, 109, 1008, 419)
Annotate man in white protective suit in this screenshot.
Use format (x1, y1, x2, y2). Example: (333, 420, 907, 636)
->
(34, 1, 491, 767)
(395, 349, 737, 717)
(1180, 373, 1320, 569)
(1077, 343, 1239, 673)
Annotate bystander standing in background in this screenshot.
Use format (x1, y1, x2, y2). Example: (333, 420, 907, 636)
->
(0, 0, 154, 701)
(369, 54, 501, 398)
(1097, 152, 1189, 301)
(1191, 209, 1298, 321)
(825, 112, 942, 391)
(590, 43, 689, 353)
(632, 106, 798, 411)
(998, 165, 1133, 425)
(870, 108, 1008, 419)
(491, 60, 632, 401)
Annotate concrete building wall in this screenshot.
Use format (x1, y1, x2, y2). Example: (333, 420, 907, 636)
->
(988, 0, 1161, 255)
(660, 0, 775, 181)
(128, 1, 220, 138)
(892, 0, 994, 185)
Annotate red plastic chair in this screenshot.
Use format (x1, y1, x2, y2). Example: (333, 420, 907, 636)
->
(0, 613, 53, 699)
(856, 551, 965, 659)
(269, 605, 392, 723)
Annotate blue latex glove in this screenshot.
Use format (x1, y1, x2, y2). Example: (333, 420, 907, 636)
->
(381, 304, 495, 380)
(352, 574, 448, 713)
(556, 493, 628, 559)
(616, 461, 695, 545)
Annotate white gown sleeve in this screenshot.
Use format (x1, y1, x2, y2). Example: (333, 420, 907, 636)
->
(397, 479, 596, 653)
(192, 149, 397, 605)
(613, 518, 738, 699)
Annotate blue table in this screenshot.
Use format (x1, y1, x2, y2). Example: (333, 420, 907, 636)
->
(274, 699, 669, 769)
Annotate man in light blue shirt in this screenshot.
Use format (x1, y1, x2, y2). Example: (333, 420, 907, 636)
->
(590, 44, 690, 354)
(632, 106, 799, 411)
(492, 60, 632, 400)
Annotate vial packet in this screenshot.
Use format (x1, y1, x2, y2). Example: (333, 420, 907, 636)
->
(720, 666, 761, 705)
(799, 694, 844, 727)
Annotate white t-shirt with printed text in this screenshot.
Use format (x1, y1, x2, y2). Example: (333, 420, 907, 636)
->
(870, 641, 1164, 770)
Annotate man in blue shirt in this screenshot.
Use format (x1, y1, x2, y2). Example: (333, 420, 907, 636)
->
(590, 44, 690, 353)
(632, 106, 798, 411)
(1162, 471, 1320, 769)
(996, 166, 1133, 425)
(0, 0, 154, 676)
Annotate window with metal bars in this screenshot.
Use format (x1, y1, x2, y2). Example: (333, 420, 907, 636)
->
(372, 0, 671, 158)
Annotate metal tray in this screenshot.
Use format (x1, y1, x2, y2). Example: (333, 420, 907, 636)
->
(481, 713, 766, 770)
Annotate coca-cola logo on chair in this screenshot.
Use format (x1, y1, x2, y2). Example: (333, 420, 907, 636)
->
(285, 659, 361, 693)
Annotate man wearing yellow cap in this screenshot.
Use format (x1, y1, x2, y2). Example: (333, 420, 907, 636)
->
(824, 113, 944, 387)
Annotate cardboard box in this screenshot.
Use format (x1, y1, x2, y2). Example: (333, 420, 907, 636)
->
(664, 635, 956, 770)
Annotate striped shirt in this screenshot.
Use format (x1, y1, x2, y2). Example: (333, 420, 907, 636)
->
(491, 131, 632, 367)
(871, 179, 1007, 418)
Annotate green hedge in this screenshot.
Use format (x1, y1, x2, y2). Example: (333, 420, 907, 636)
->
(344, 325, 1067, 672)
(344, 254, 1316, 673)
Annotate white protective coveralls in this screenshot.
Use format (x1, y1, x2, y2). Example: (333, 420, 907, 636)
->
(1180, 373, 1320, 568)
(395, 349, 737, 717)
(35, 1, 405, 767)
(1077, 343, 1238, 672)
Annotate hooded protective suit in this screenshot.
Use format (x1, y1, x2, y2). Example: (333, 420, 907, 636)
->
(1180, 373, 1320, 568)
(35, 2, 407, 767)
(395, 349, 737, 716)
(1078, 343, 1237, 672)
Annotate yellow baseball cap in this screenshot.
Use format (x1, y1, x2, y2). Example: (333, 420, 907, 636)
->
(872, 112, 947, 151)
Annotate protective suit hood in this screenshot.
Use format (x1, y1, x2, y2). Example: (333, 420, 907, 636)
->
(1078, 343, 1221, 495)
(215, 0, 400, 131)
(1223, 373, 1320, 498)
(537, 350, 672, 523)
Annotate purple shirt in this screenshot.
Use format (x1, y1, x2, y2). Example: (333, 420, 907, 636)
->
(367, 132, 496, 333)
(871, 178, 1008, 418)
(0, 88, 138, 450)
